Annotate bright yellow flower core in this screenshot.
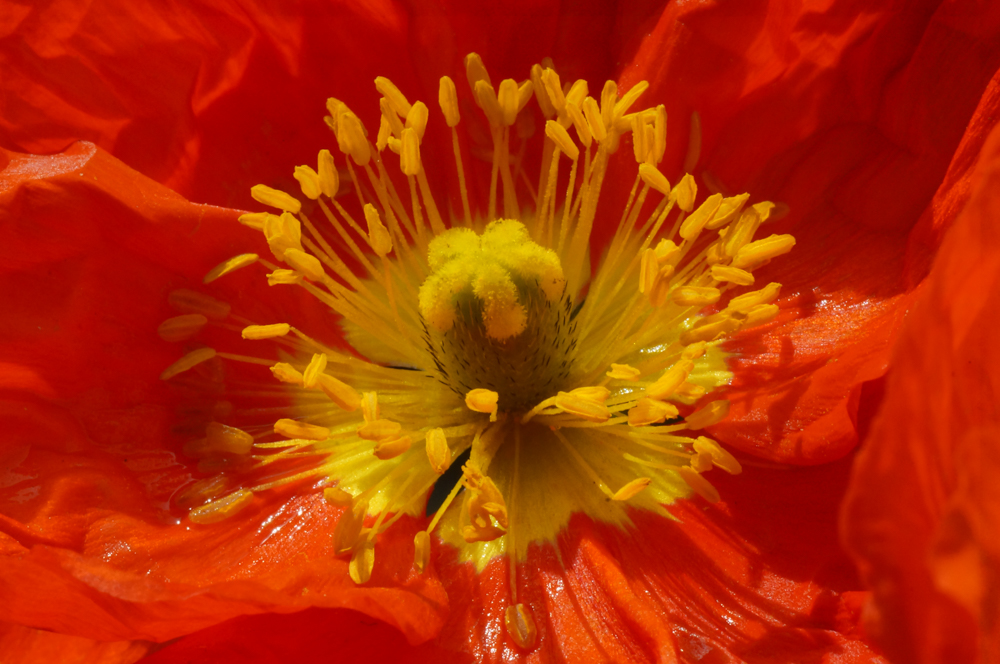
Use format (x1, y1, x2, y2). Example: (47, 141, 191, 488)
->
(160, 52, 795, 650)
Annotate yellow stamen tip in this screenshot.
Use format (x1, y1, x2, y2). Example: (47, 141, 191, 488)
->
(241, 323, 291, 340)
(505, 604, 538, 650)
(251, 184, 301, 214)
(364, 204, 393, 256)
(414, 530, 431, 573)
(203, 253, 259, 284)
(160, 347, 217, 380)
(438, 76, 461, 127)
(274, 418, 331, 441)
(466, 389, 499, 421)
(189, 489, 254, 524)
(426, 428, 451, 475)
(612, 477, 652, 502)
(293, 164, 322, 200)
(157, 314, 208, 342)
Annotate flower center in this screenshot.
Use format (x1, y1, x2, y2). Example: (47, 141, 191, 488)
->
(157, 52, 797, 651)
(419, 219, 577, 411)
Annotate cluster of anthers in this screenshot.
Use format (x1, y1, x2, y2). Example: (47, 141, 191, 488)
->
(159, 53, 795, 649)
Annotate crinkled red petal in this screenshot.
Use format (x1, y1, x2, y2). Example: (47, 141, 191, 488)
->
(0, 144, 447, 644)
(841, 118, 1000, 663)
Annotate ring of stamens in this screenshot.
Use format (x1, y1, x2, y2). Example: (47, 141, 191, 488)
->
(159, 51, 795, 651)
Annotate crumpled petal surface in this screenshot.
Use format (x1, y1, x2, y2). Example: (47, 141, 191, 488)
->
(0, 143, 447, 644)
(841, 115, 1000, 664)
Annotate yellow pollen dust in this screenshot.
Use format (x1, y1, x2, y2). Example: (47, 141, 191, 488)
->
(159, 50, 797, 653)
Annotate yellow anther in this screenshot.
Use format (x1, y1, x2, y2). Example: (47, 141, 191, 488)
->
(324, 486, 354, 506)
(302, 352, 328, 389)
(672, 286, 721, 307)
(639, 248, 659, 295)
(682, 342, 708, 360)
(175, 476, 230, 508)
(266, 269, 302, 286)
(680, 193, 723, 240)
(337, 111, 371, 166)
(364, 204, 393, 256)
(157, 314, 208, 342)
(553, 391, 610, 423)
(270, 362, 304, 385)
(582, 96, 607, 142)
(334, 498, 369, 555)
(628, 397, 680, 427)
(693, 436, 742, 474)
(160, 347, 217, 380)
(706, 193, 749, 230)
(293, 164, 322, 200)
(405, 101, 429, 141)
(600, 79, 617, 128)
(318, 373, 362, 411)
(613, 80, 649, 118)
(753, 200, 776, 222)
(648, 270, 673, 307)
(653, 105, 667, 164)
(711, 265, 755, 286)
(530, 64, 556, 118)
(317, 149, 338, 198)
(274, 418, 331, 441)
(438, 76, 461, 127)
(374, 75, 412, 117)
(379, 97, 405, 138)
(545, 120, 579, 160)
(517, 80, 534, 114)
(426, 428, 451, 475)
(462, 463, 508, 542)
(505, 604, 537, 650)
(241, 323, 291, 340)
(263, 211, 303, 260)
(251, 184, 301, 214)
(655, 238, 682, 265)
(566, 102, 592, 147)
(474, 79, 503, 127)
(646, 360, 694, 400)
(638, 163, 670, 195)
(349, 540, 375, 584)
(284, 248, 325, 282)
(566, 79, 588, 108)
(723, 206, 764, 257)
(413, 531, 431, 573)
(376, 115, 391, 152)
(400, 127, 422, 176)
(679, 314, 741, 345)
(684, 400, 730, 429)
(237, 211, 270, 230)
(189, 489, 254, 524)
(732, 234, 796, 269)
(358, 419, 403, 441)
(498, 78, 520, 126)
(677, 382, 707, 401)
(203, 253, 259, 284)
(464, 52, 493, 91)
(541, 68, 566, 114)
(678, 467, 720, 503)
(728, 282, 781, 312)
(631, 113, 652, 164)
(607, 363, 641, 381)
(743, 303, 780, 328)
(466, 388, 499, 422)
(361, 391, 379, 423)
(202, 422, 254, 455)
(612, 477, 652, 501)
(373, 434, 412, 460)
(673, 173, 697, 212)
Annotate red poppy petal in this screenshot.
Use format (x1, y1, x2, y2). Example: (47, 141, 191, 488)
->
(841, 119, 1000, 662)
(420, 456, 881, 663)
(605, 0, 1000, 463)
(0, 144, 446, 643)
(0, 621, 150, 664)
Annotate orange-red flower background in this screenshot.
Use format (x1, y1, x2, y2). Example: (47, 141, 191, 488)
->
(1, 1, 998, 662)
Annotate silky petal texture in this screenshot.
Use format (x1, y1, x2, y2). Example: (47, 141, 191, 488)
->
(0, 622, 150, 664)
(0, 0, 638, 209)
(113, 458, 886, 664)
(841, 122, 1000, 663)
(607, 0, 1000, 464)
(0, 2, 997, 663)
(0, 143, 447, 643)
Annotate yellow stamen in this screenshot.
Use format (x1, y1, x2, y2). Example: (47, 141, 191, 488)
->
(241, 323, 291, 340)
(157, 314, 208, 342)
(189, 489, 254, 524)
(466, 389, 499, 422)
(160, 347, 217, 380)
(274, 419, 331, 441)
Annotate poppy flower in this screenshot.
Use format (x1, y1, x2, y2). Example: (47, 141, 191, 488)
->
(1, 2, 999, 663)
